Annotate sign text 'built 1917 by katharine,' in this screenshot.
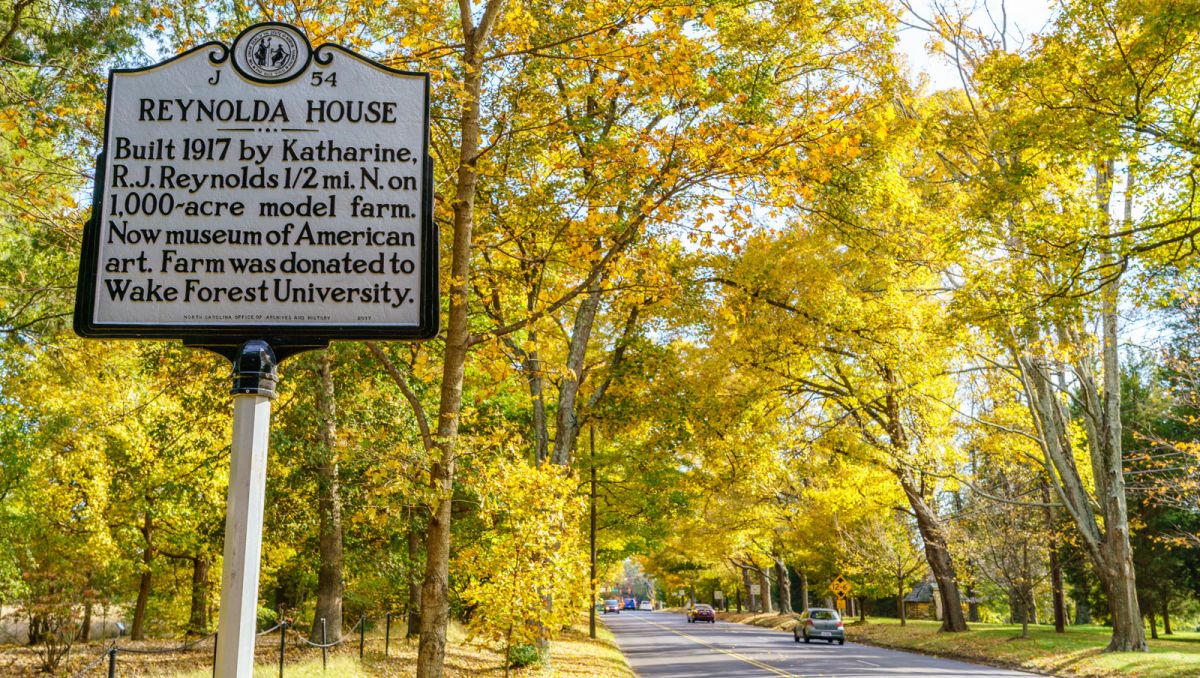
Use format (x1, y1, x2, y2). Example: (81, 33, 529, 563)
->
(75, 23, 437, 342)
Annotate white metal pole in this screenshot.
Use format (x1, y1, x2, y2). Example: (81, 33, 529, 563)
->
(215, 394, 272, 677)
(215, 341, 278, 678)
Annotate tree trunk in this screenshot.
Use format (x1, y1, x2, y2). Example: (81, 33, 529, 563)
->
(799, 570, 809, 612)
(550, 281, 603, 465)
(757, 567, 772, 614)
(1021, 535, 1037, 627)
(898, 570, 906, 626)
(773, 558, 792, 614)
(536, 283, 606, 661)
(965, 583, 980, 623)
(78, 601, 92, 642)
(1162, 597, 1172, 635)
(1049, 542, 1065, 632)
(589, 429, 597, 638)
(132, 511, 153, 641)
(407, 509, 423, 639)
(524, 333, 549, 464)
(415, 5, 502, 673)
(1043, 481, 1066, 633)
(1148, 609, 1158, 640)
(740, 566, 756, 612)
(419, 409, 458, 677)
(539, 288, 605, 660)
(1016, 159, 1144, 652)
(310, 350, 344, 643)
(189, 554, 210, 635)
(1015, 331, 1145, 650)
(1022, 583, 1032, 638)
(899, 475, 967, 632)
(1095, 476, 1145, 651)
(1095, 364, 1146, 651)
(509, 277, 549, 465)
(1098, 174, 1146, 650)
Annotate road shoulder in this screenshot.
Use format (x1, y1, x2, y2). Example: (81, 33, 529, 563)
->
(712, 611, 1200, 678)
(713, 611, 1056, 676)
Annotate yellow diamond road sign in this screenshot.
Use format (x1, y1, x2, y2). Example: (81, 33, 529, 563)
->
(831, 575, 851, 599)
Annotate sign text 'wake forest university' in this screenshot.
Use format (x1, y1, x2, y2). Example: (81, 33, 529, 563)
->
(76, 23, 438, 342)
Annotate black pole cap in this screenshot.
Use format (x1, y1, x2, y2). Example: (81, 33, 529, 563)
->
(231, 340, 278, 398)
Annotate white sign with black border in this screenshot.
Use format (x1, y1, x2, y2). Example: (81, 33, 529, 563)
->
(75, 23, 437, 344)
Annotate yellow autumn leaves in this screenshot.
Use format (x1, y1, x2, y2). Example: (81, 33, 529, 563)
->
(456, 459, 590, 646)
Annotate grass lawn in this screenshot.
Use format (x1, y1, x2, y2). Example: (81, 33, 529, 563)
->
(541, 622, 636, 678)
(3, 620, 633, 677)
(848, 617, 1200, 678)
(716, 610, 1200, 677)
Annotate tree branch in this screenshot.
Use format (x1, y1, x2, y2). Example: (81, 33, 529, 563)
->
(366, 342, 435, 452)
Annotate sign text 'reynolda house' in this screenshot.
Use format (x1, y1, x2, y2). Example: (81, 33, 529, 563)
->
(75, 23, 438, 342)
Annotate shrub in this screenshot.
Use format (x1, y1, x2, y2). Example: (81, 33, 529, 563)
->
(457, 459, 589, 651)
(256, 605, 279, 631)
(507, 643, 542, 668)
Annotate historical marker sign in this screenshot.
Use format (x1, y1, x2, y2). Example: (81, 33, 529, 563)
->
(75, 22, 437, 343)
(72, 24, 437, 677)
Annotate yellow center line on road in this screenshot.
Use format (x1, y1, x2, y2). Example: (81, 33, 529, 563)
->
(631, 615, 814, 678)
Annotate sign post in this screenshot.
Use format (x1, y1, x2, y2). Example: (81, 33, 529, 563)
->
(75, 23, 436, 678)
(217, 341, 276, 677)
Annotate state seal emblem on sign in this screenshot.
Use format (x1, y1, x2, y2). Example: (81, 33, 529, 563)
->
(232, 23, 310, 83)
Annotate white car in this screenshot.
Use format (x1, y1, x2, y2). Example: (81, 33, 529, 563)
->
(638, 601, 653, 611)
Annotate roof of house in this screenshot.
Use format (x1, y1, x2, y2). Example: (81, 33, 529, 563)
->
(904, 581, 936, 603)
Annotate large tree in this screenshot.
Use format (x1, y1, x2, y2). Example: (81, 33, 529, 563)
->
(900, 0, 1200, 650)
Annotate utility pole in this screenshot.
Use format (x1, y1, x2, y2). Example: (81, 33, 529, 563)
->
(589, 424, 597, 639)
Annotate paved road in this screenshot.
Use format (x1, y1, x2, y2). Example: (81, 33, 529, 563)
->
(603, 611, 1045, 677)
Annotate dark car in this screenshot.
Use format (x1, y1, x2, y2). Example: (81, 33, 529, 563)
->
(603, 599, 620, 614)
(687, 604, 715, 623)
(793, 608, 844, 644)
(623, 598, 637, 610)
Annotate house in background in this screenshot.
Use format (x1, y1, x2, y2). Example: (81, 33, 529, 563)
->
(903, 579, 942, 621)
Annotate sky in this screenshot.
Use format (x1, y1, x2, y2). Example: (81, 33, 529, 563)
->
(896, 0, 1057, 91)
